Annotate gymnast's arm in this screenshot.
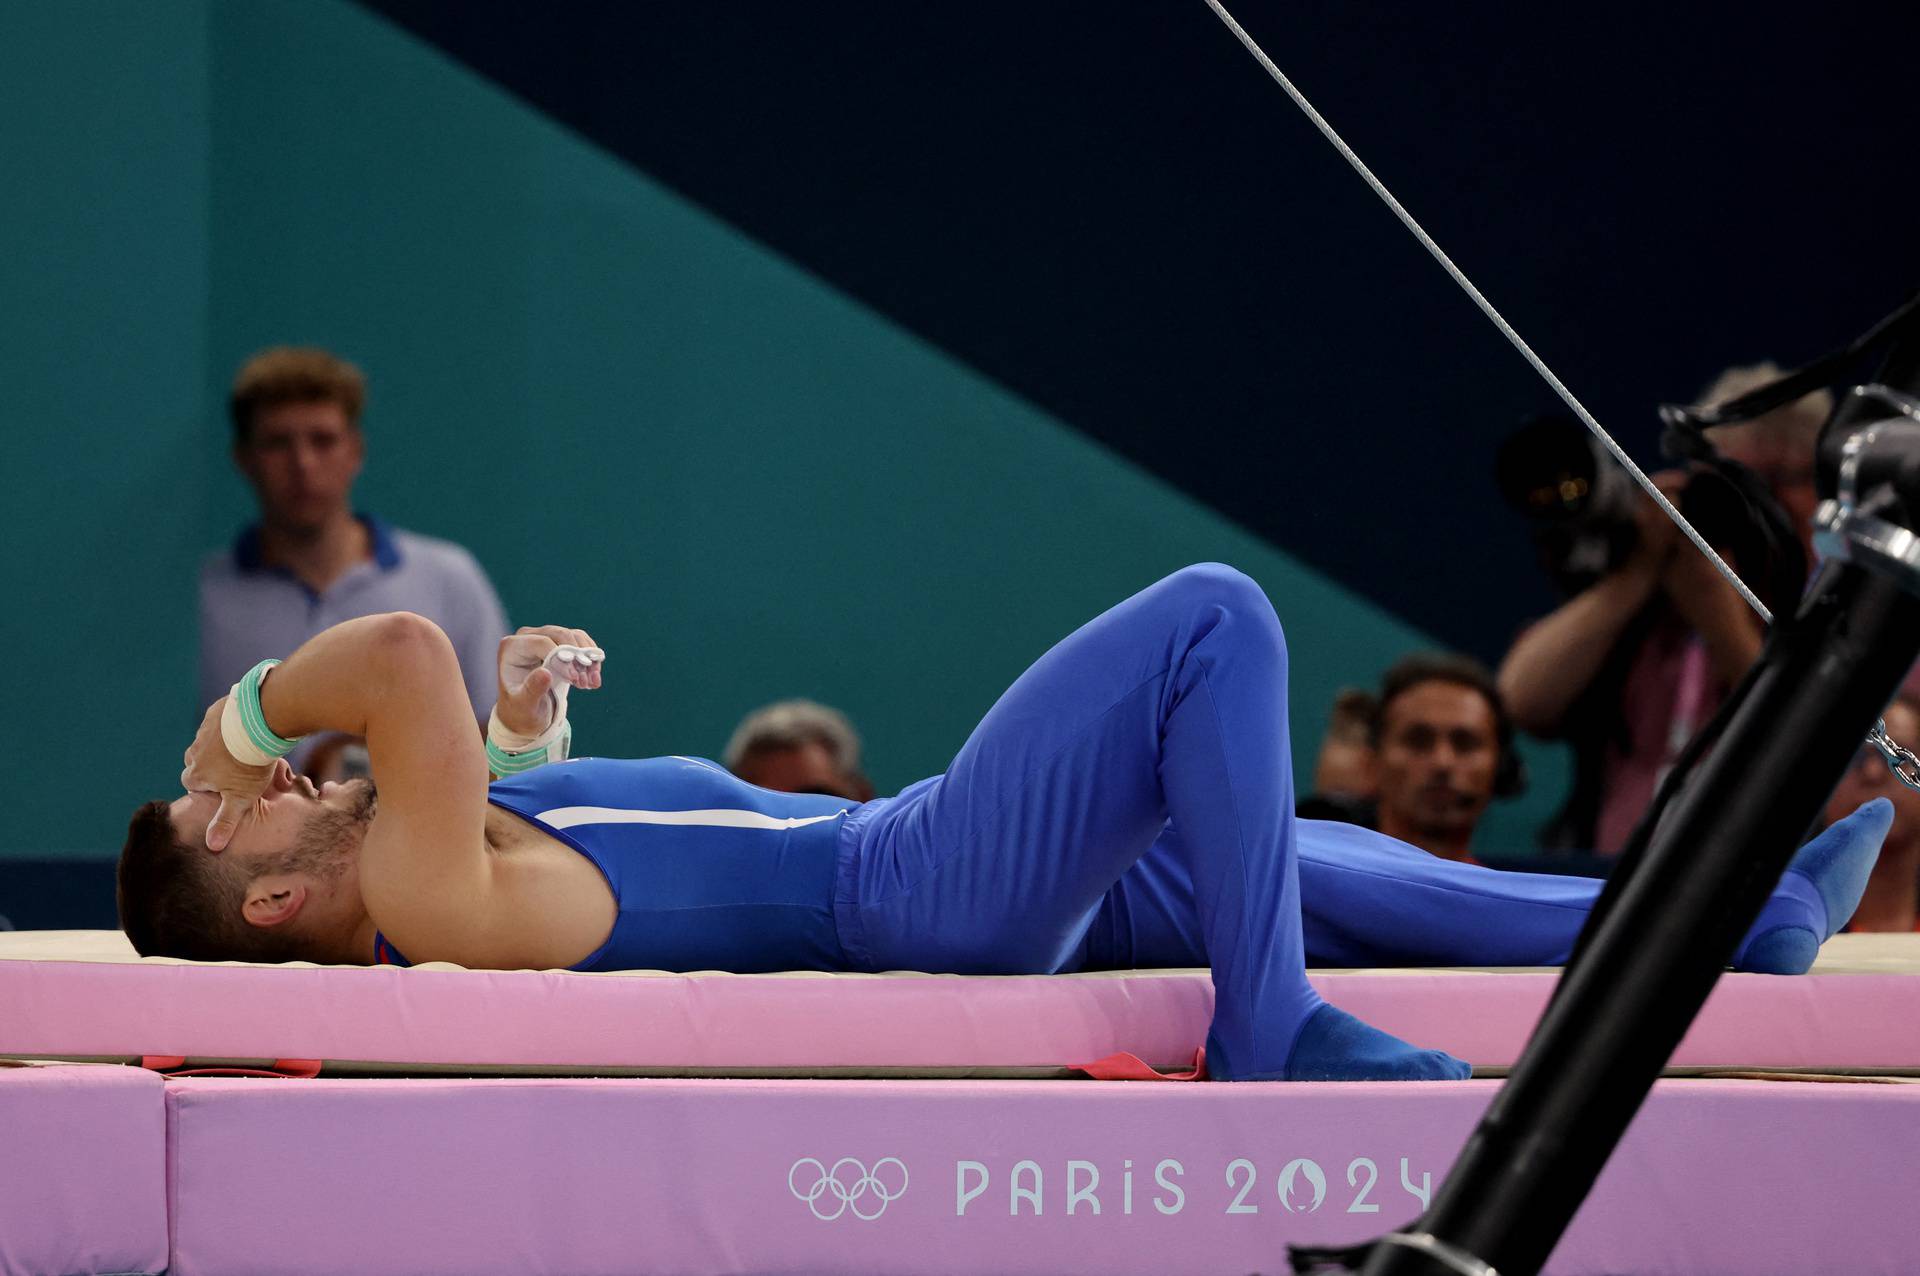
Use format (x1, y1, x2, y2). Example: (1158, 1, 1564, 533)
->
(257, 612, 497, 960)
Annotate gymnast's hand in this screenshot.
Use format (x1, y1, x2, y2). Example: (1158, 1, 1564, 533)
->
(179, 697, 279, 852)
(495, 626, 605, 738)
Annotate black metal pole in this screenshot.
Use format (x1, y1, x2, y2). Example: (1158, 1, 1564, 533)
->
(1356, 556, 1920, 1276)
(1340, 303, 1920, 1276)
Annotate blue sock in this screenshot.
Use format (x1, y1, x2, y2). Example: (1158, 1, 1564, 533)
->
(1211, 1002, 1471, 1082)
(1734, 798, 1893, 975)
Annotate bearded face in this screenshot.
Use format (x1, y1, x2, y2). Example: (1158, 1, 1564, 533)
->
(252, 779, 377, 885)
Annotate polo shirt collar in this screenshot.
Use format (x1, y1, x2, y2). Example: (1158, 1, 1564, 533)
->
(364, 514, 401, 569)
(232, 513, 402, 574)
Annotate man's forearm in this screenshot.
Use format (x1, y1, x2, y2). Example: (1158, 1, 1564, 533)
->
(1498, 561, 1662, 735)
(1663, 558, 1765, 687)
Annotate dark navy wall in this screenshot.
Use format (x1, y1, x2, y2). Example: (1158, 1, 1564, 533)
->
(361, 0, 1920, 658)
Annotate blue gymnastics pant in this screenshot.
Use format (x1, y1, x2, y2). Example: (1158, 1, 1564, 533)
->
(833, 564, 1600, 1080)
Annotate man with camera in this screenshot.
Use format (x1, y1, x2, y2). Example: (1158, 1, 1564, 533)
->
(1497, 365, 1829, 854)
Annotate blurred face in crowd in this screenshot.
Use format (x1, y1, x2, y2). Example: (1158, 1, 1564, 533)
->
(1827, 698, 1920, 845)
(1376, 681, 1501, 844)
(235, 399, 365, 539)
(736, 741, 862, 800)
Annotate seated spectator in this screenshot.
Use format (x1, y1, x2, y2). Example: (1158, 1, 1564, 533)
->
(198, 347, 509, 749)
(1298, 654, 1521, 863)
(1370, 654, 1520, 863)
(1312, 688, 1379, 801)
(1826, 692, 1920, 932)
(1296, 688, 1379, 825)
(725, 699, 875, 801)
(1699, 361, 1824, 564)
(1499, 363, 1829, 855)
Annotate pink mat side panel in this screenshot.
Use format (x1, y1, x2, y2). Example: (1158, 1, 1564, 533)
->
(9, 960, 1920, 1070)
(3, 963, 1211, 1068)
(165, 1076, 1920, 1276)
(1328, 969, 1920, 1071)
(0, 1065, 167, 1276)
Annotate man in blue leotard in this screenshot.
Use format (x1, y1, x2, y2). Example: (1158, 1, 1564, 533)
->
(120, 566, 1889, 1082)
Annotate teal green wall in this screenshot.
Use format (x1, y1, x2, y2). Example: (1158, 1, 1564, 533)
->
(4, 0, 1564, 863)
(1, 4, 215, 857)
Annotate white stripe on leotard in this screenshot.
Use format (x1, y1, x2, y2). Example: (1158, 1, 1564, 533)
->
(535, 805, 847, 831)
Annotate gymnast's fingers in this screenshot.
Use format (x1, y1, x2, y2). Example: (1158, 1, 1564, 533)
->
(544, 639, 604, 691)
(522, 667, 555, 704)
(568, 630, 602, 688)
(522, 625, 581, 648)
(497, 632, 554, 696)
(205, 793, 248, 852)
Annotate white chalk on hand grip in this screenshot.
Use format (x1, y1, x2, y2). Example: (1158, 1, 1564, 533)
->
(543, 645, 605, 682)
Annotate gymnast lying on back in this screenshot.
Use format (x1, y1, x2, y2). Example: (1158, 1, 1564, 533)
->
(120, 565, 1888, 1081)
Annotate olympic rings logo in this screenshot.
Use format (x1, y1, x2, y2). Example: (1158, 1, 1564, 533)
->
(788, 1156, 910, 1221)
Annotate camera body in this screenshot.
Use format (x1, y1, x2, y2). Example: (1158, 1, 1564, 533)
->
(1496, 414, 1794, 600)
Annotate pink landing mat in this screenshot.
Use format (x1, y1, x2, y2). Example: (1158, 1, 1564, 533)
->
(0, 1064, 167, 1276)
(161, 1073, 1920, 1276)
(4, 930, 1920, 1074)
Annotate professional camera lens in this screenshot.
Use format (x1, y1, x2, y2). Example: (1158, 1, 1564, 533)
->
(1495, 416, 1600, 521)
(1497, 415, 1642, 594)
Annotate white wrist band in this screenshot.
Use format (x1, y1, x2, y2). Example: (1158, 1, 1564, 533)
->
(220, 659, 300, 767)
(487, 708, 572, 775)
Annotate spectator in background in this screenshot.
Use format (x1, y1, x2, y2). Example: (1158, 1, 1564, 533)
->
(1700, 362, 1825, 564)
(1298, 654, 1521, 863)
(1296, 688, 1378, 826)
(1499, 364, 1830, 855)
(198, 347, 508, 752)
(1311, 689, 1378, 803)
(1826, 691, 1920, 932)
(725, 699, 875, 801)
(1371, 654, 1519, 864)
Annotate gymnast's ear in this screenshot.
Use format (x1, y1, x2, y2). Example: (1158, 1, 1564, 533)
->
(242, 879, 307, 929)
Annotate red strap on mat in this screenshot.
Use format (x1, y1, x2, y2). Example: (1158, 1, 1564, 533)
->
(141, 1056, 321, 1079)
(1071, 1048, 1207, 1081)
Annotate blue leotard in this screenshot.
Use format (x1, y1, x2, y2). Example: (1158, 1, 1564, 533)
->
(374, 755, 856, 972)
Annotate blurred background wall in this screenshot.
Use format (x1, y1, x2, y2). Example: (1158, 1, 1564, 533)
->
(5, 1, 1916, 923)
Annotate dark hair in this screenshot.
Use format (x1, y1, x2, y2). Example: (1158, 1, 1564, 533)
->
(229, 346, 367, 445)
(1371, 653, 1526, 799)
(117, 801, 294, 962)
(1324, 688, 1379, 745)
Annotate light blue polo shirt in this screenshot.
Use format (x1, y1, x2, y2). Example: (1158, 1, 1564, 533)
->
(197, 515, 508, 723)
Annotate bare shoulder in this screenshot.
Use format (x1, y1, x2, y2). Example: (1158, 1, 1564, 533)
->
(368, 807, 616, 971)
(483, 812, 620, 970)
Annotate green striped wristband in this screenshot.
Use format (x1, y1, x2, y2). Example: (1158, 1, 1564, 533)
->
(487, 720, 572, 776)
(236, 658, 301, 760)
